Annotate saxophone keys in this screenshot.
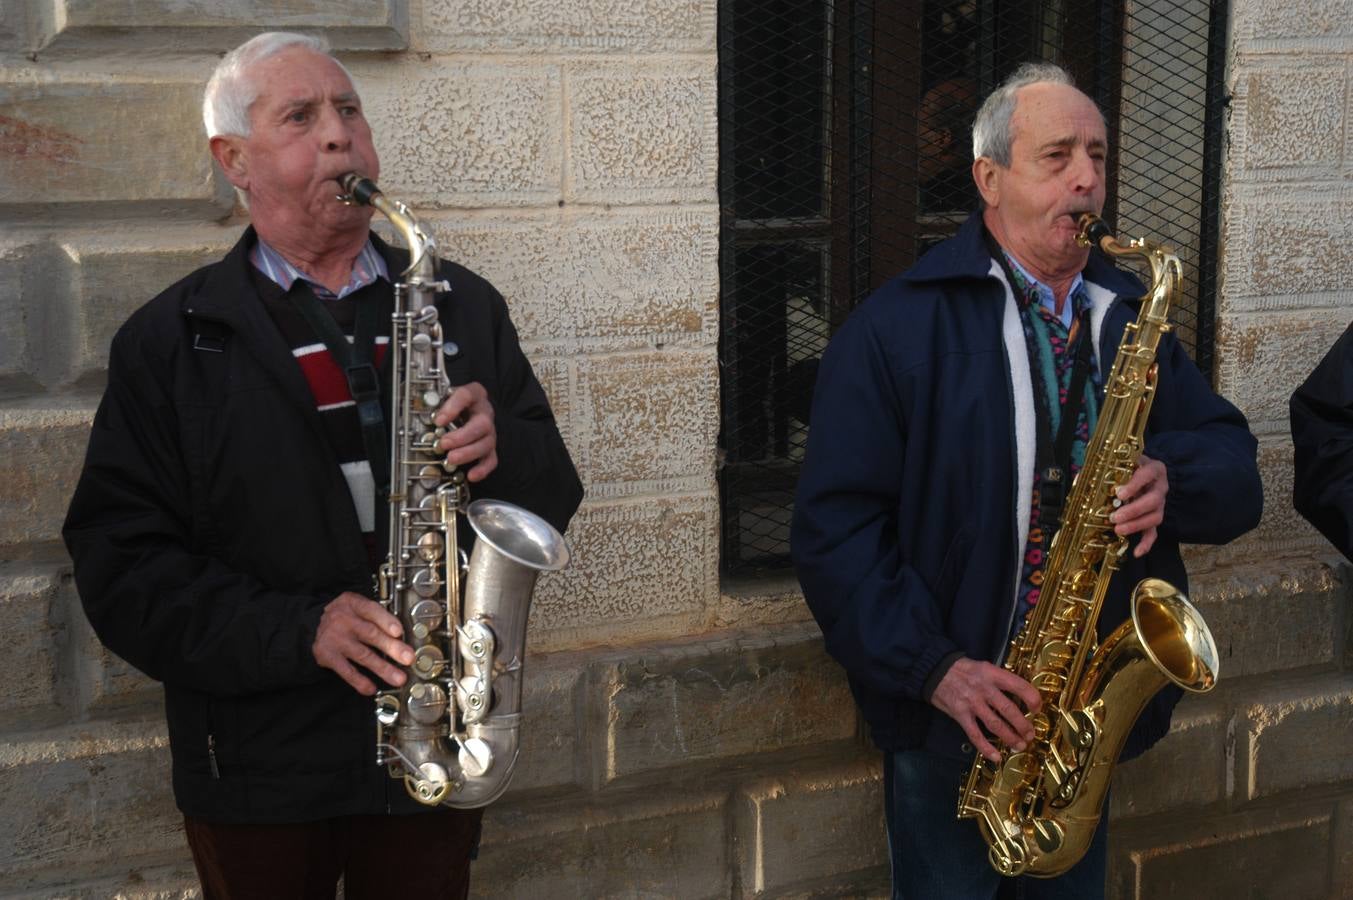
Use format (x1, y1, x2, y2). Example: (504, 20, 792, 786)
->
(407, 681, 448, 724)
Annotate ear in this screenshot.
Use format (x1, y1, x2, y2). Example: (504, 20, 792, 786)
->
(972, 156, 1000, 208)
(209, 134, 250, 191)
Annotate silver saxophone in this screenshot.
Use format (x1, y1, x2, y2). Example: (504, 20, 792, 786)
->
(338, 173, 570, 808)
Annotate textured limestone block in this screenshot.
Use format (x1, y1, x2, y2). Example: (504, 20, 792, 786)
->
(2, 860, 200, 900)
(353, 59, 561, 208)
(1242, 672, 1353, 799)
(733, 758, 885, 896)
(475, 790, 729, 898)
(575, 351, 718, 495)
(60, 227, 239, 385)
(1113, 808, 1333, 900)
(1233, 0, 1353, 49)
(1111, 697, 1228, 820)
(528, 496, 717, 652)
(67, 576, 159, 714)
(0, 565, 64, 721)
(501, 653, 581, 795)
(591, 625, 856, 783)
(567, 61, 717, 205)
(424, 208, 719, 353)
(1215, 309, 1350, 430)
(1235, 66, 1345, 171)
(0, 722, 179, 880)
(0, 406, 94, 547)
(523, 355, 575, 454)
(1218, 436, 1324, 563)
(0, 78, 231, 214)
(421, 0, 716, 52)
(1220, 185, 1353, 307)
(1188, 562, 1341, 679)
(0, 238, 45, 392)
(38, 0, 404, 51)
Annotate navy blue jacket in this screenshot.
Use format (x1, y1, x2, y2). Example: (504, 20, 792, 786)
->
(1291, 321, 1353, 561)
(791, 213, 1262, 759)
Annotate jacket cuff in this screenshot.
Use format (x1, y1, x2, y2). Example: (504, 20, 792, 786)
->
(922, 650, 966, 703)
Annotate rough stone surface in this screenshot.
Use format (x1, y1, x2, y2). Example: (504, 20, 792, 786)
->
(1237, 66, 1345, 171)
(1233, 0, 1353, 48)
(733, 758, 886, 896)
(1217, 436, 1325, 563)
(474, 790, 730, 899)
(1188, 561, 1341, 678)
(0, 406, 95, 547)
(1219, 185, 1353, 308)
(39, 0, 405, 52)
(2, 861, 201, 900)
(528, 496, 717, 651)
(1113, 807, 1334, 900)
(593, 626, 857, 783)
(1242, 673, 1353, 799)
(1111, 697, 1228, 820)
(576, 351, 718, 495)
(421, 0, 716, 52)
(0, 239, 44, 393)
(0, 565, 65, 721)
(501, 652, 581, 795)
(0, 77, 230, 214)
(354, 59, 561, 209)
(567, 60, 717, 204)
(424, 208, 719, 353)
(1216, 309, 1351, 432)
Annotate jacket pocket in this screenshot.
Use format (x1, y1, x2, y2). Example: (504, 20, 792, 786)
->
(932, 526, 972, 616)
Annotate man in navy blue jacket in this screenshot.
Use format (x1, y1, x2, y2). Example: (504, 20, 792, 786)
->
(791, 63, 1261, 899)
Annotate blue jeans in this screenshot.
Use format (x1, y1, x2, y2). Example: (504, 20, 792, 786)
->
(884, 749, 1107, 900)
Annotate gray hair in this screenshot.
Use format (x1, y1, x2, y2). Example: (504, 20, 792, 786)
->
(971, 62, 1084, 165)
(203, 32, 347, 138)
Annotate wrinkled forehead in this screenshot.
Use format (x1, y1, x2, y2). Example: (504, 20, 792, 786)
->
(1011, 82, 1106, 146)
(248, 47, 358, 110)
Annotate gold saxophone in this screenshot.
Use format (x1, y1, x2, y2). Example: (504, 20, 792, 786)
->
(956, 214, 1220, 876)
(338, 173, 570, 808)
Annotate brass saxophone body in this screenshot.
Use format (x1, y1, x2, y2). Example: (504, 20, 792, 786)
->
(956, 214, 1220, 876)
(338, 174, 570, 808)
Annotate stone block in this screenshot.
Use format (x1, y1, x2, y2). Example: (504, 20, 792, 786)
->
(567, 60, 717, 205)
(528, 495, 717, 652)
(0, 77, 231, 215)
(1235, 66, 1344, 171)
(0, 860, 200, 900)
(0, 406, 95, 547)
(0, 238, 48, 393)
(1188, 561, 1340, 679)
(38, 0, 405, 52)
(733, 758, 885, 896)
(0, 721, 180, 880)
(420, 0, 716, 52)
(474, 790, 729, 899)
(1337, 795, 1353, 897)
(353, 59, 561, 208)
(575, 351, 718, 495)
(501, 652, 581, 795)
(1215, 309, 1351, 432)
(1233, 0, 1353, 49)
(1218, 437, 1324, 563)
(1219, 185, 1353, 308)
(1111, 697, 1227, 820)
(1241, 672, 1353, 799)
(424, 208, 719, 353)
(591, 625, 856, 783)
(59, 227, 238, 385)
(0, 2, 29, 51)
(1112, 807, 1334, 900)
(523, 356, 575, 454)
(0, 564, 65, 721)
(67, 576, 159, 714)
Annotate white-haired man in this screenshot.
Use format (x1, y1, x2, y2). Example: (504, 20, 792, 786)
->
(63, 32, 582, 898)
(792, 63, 1262, 897)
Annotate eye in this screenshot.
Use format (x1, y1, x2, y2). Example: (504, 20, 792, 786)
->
(287, 109, 310, 124)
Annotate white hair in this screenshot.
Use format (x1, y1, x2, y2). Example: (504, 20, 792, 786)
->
(971, 62, 1097, 165)
(202, 32, 349, 138)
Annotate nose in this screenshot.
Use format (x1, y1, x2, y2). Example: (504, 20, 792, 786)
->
(319, 107, 351, 153)
(1068, 148, 1100, 194)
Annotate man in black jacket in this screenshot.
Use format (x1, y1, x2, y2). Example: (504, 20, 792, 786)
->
(1292, 323, 1353, 561)
(62, 32, 582, 899)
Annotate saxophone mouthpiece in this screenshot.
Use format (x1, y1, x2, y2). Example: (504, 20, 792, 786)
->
(337, 173, 381, 207)
(1076, 213, 1113, 252)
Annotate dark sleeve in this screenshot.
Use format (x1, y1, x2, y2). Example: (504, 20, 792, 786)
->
(62, 324, 329, 696)
(1290, 322, 1353, 561)
(1141, 332, 1263, 545)
(790, 309, 960, 701)
(472, 287, 584, 536)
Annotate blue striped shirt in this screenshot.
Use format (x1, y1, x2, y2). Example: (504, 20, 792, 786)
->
(249, 237, 389, 299)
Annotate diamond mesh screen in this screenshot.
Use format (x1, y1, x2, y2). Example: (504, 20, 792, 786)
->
(718, 0, 1227, 575)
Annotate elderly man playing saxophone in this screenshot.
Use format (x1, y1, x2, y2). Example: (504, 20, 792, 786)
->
(63, 32, 582, 898)
(792, 62, 1261, 898)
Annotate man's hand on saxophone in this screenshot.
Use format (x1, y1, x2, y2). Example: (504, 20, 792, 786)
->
(434, 382, 499, 482)
(930, 659, 1043, 764)
(1110, 454, 1169, 557)
(312, 591, 416, 696)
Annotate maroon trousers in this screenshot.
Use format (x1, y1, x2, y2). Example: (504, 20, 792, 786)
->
(183, 809, 483, 900)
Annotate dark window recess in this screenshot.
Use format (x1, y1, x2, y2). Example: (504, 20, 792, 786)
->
(718, 0, 1228, 575)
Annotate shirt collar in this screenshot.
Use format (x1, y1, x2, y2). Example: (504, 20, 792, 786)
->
(249, 237, 389, 300)
(1001, 250, 1089, 327)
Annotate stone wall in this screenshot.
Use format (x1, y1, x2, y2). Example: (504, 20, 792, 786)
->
(1, 1, 1351, 898)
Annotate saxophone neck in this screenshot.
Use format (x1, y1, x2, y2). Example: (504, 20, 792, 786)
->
(1075, 213, 1182, 324)
(337, 173, 441, 290)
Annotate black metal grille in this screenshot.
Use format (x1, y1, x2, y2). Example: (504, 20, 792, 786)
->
(718, 0, 1228, 575)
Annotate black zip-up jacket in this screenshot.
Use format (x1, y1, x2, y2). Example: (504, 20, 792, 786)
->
(1291, 321, 1353, 561)
(63, 228, 583, 823)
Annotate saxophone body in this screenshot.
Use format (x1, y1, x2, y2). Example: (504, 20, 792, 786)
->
(338, 174, 570, 809)
(956, 214, 1220, 876)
